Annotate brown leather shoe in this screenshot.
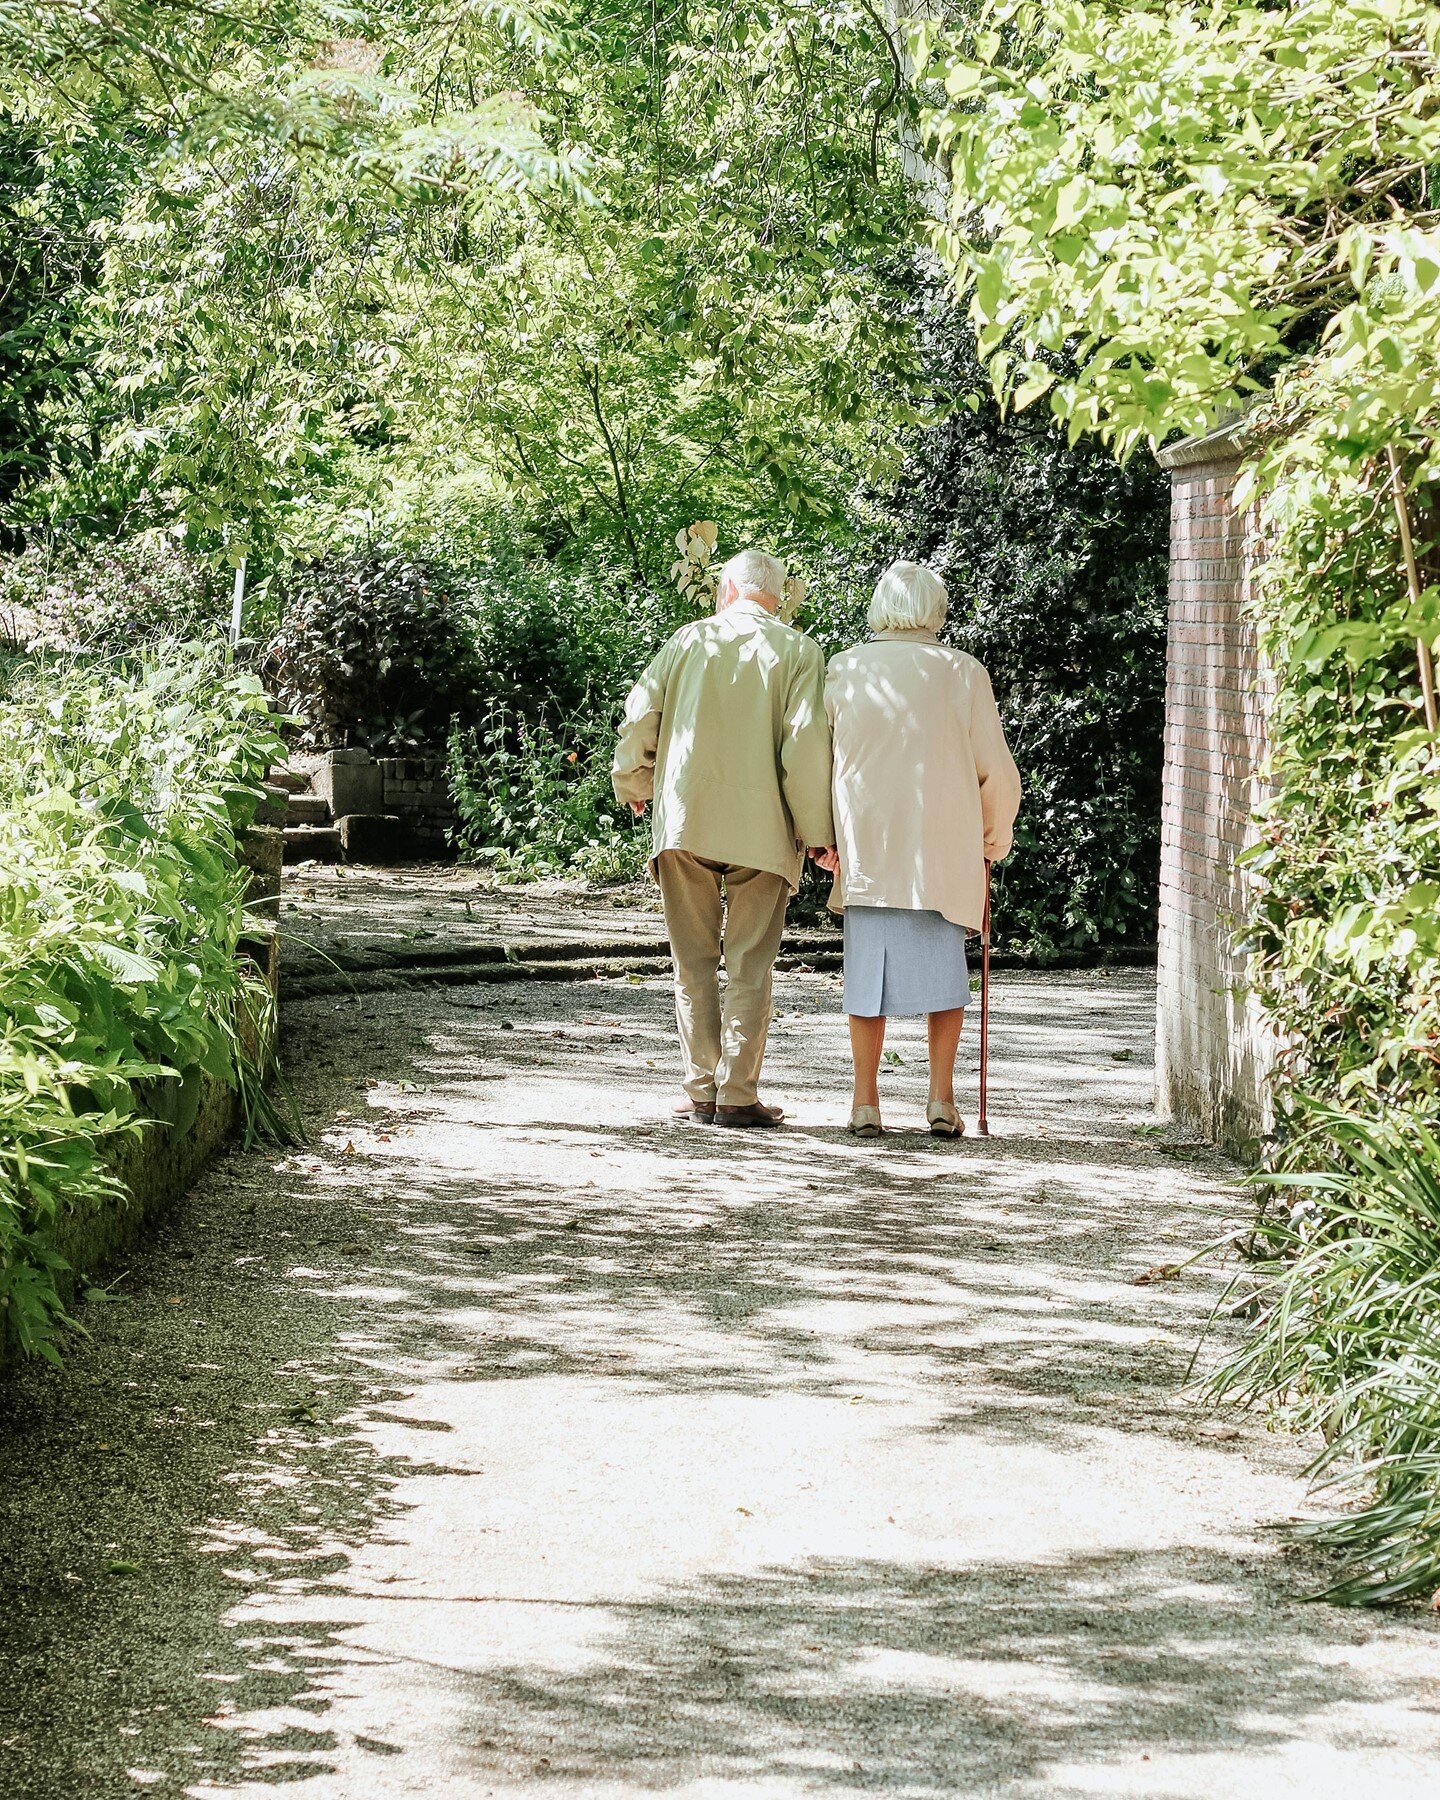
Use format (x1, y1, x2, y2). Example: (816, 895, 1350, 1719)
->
(673, 1099, 716, 1124)
(715, 1101, 785, 1129)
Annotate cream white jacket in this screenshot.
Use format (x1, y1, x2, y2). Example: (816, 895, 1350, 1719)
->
(612, 599, 834, 889)
(825, 630, 1021, 932)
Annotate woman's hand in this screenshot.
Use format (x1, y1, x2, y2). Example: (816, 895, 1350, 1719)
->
(809, 846, 840, 874)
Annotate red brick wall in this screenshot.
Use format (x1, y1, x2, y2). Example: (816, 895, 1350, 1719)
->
(1155, 434, 1272, 1150)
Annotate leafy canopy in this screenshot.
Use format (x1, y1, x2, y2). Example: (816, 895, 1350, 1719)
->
(912, 0, 1440, 464)
(2, 0, 928, 573)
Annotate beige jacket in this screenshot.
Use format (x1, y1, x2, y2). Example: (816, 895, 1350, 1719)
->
(612, 599, 834, 889)
(825, 630, 1021, 932)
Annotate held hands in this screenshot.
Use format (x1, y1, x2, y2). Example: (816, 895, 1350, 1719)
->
(809, 846, 840, 873)
(629, 800, 647, 816)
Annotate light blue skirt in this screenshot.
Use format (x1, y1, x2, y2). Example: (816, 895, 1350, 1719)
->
(843, 906, 972, 1018)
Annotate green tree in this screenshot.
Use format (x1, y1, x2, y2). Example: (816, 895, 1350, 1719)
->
(1, 0, 589, 558)
(858, 288, 1169, 955)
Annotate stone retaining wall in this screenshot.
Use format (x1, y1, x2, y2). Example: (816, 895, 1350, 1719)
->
(319, 749, 458, 858)
(2, 827, 281, 1363)
(375, 755, 458, 855)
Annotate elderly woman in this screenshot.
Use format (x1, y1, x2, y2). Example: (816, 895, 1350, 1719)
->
(822, 561, 1021, 1137)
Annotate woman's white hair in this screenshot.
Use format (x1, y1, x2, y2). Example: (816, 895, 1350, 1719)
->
(869, 561, 948, 634)
(719, 548, 785, 604)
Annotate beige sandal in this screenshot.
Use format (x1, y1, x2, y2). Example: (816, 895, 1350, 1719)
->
(848, 1105, 884, 1138)
(927, 1100, 964, 1138)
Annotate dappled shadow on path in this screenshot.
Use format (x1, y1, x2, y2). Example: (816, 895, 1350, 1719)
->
(1, 969, 1434, 1798)
(352, 1546, 1428, 1796)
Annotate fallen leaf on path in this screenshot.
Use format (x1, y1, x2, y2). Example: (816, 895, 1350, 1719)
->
(1131, 1263, 1182, 1285)
(106, 1560, 140, 1577)
(1111, 1049, 1135, 1062)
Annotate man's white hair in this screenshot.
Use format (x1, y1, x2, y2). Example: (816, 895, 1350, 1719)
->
(869, 560, 948, 634)
(719, 548, 785, 604)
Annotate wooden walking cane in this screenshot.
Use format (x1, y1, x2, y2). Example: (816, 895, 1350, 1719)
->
(977, 860, 992, 1138)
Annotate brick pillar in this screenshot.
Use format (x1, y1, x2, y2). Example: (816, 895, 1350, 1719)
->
(1154, 425, 1273, 1152)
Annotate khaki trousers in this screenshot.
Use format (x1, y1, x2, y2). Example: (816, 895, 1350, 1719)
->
(655, 851, 791, 1107)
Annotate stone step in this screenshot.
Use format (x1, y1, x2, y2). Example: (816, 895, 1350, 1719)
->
(282, 824, 342, 865)
(268, 764, 311, 795)
(285, 794, 332, 827)
(336, 813, 407, 862)
(252, 783, 292, 829)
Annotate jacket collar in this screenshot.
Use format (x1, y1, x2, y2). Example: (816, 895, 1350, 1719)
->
(722, 597, 778, 620)
(873, 627, 940, 643)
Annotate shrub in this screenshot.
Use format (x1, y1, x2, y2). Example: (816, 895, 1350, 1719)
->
(818, 288, 1170, 957)
(262, 548, 487, 751)
(0, 646, 282, 1358)
(0, 536, 222, 652)
(447, 702, 647, 883)
(1214, 1105, 1440, 1605)
(1211, 436, 1440, 1605)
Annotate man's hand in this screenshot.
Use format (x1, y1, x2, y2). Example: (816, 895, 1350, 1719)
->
(809, 846, 840, 873)
(629, 800, 647, 816)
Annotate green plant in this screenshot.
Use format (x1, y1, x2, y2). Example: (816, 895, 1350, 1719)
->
(2, 536, 223, 651)
(0, 645, 283, 1358)
(447, 701, 646, 883)
(913, 0, 1440, 1597)
(263, 548, 487, 751)
(1214, 1104, 1440, 1605)
(827, 284, 1170, 956)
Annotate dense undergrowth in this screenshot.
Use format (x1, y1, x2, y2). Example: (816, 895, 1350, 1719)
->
(0, 649, 282, 1358)
(5, 328, 1170, 955)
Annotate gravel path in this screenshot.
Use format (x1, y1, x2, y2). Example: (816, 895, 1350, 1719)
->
(2, 936, 1438, 1797)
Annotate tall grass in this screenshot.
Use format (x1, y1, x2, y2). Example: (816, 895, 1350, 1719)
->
(447, 700, 647, 883)
(1214, 1102, 1440, 1604)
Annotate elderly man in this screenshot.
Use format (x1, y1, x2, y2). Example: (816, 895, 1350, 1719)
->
(613, 549, 833, 1127)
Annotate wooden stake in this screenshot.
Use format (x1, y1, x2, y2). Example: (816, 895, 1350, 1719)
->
(1387, 445, 1438, 733)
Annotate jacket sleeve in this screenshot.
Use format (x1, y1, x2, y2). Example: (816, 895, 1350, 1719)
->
(970, 664, 1022, 861)
(612, 643, 670, 805)
(780, 638, 835, 848)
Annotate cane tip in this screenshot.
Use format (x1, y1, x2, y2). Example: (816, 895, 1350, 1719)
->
(975, 1120, 991, 1137)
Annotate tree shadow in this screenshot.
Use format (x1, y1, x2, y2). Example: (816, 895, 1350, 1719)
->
(375, 1545, 1434, 1794)
(0, 969, 1423, 1800)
